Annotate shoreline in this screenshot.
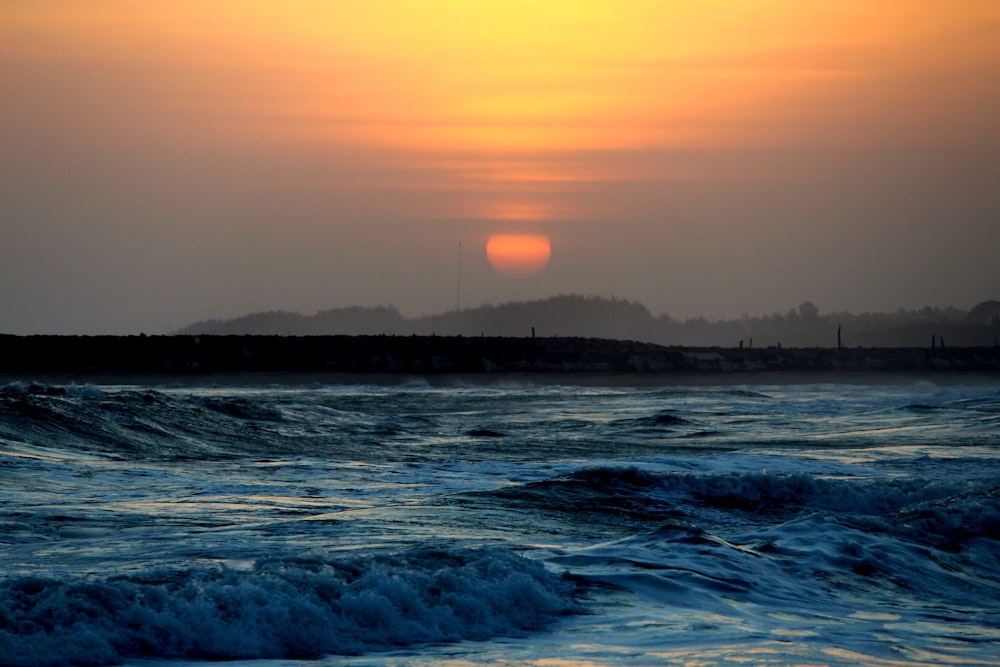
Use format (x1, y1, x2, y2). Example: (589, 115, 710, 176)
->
(2, 334, 998, 386)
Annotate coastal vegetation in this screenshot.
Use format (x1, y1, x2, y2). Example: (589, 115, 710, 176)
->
(177, 296, 1000, 348)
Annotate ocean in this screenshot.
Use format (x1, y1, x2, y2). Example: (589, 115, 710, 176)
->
(1, 378, 998, 666)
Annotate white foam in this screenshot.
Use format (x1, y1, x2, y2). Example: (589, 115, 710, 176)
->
(0, 547, 577, 666)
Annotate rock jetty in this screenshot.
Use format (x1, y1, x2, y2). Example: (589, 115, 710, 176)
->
(1, 335, 998, 382)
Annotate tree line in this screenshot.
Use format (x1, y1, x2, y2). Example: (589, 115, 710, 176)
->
(177, 295, 1000, 348)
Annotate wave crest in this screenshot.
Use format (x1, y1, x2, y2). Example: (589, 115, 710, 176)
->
(0, 547, 578, 667)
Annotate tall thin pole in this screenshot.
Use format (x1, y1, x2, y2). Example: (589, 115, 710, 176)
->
(456, 241, 462, 313)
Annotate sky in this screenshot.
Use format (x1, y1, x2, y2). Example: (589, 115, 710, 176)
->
(2, 1, 999, 334)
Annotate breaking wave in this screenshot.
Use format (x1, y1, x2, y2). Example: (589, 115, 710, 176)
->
(0, 547, 578, 667)
(483, 465, 1000, 547)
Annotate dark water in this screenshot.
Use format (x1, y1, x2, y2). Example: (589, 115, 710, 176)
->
(1, 380, 998, 666)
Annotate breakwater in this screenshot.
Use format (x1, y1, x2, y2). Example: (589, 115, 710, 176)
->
(1, 335, 998, 381)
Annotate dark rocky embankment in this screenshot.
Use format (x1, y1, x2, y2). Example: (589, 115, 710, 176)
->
(1, 335, 998, 380)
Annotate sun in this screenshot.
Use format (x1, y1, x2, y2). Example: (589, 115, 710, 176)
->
(486, 234, 552, 278)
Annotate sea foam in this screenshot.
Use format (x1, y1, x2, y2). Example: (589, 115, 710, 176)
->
(0, 547, 577, 667)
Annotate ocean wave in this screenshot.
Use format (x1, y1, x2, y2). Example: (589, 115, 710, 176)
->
(559, 509, 1000, 623)
(663, 471, 964, 515)
(612, 412, 692, 431)
(196, 396, 285, 422)
(484, 465, 994, 540)
(0, 387, 475, 461)
(648, 387, 774, 401)
(0, 547, 578, 667)
(643, 466, 980, 519)
(0, 382, 103, 397)
(0, 388, 309, 460)
(886, 485, 1000, 545)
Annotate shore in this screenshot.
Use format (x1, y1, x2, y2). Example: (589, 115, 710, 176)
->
(1, 334, 998, 385)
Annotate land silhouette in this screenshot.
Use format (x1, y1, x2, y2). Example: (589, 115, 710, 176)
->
(9, 296, 997, 380)
(177, 295, 1000, 348)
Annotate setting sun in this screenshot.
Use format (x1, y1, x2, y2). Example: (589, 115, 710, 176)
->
(2, 0, 998, 329)
(486, 234, 552, 278)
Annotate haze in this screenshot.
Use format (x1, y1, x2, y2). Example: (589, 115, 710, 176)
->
(2, 1, 999, 334)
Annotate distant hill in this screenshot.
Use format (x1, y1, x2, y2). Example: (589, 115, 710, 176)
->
(177, 296, 653, 339)
(176, 295, 1000, 348)
(182, 306, 404, 336)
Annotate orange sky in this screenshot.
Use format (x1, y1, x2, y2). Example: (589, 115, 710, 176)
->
(2, 1, 999, 332)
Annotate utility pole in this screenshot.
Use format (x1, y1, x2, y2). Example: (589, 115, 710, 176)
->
(456, 241, 462, 313)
